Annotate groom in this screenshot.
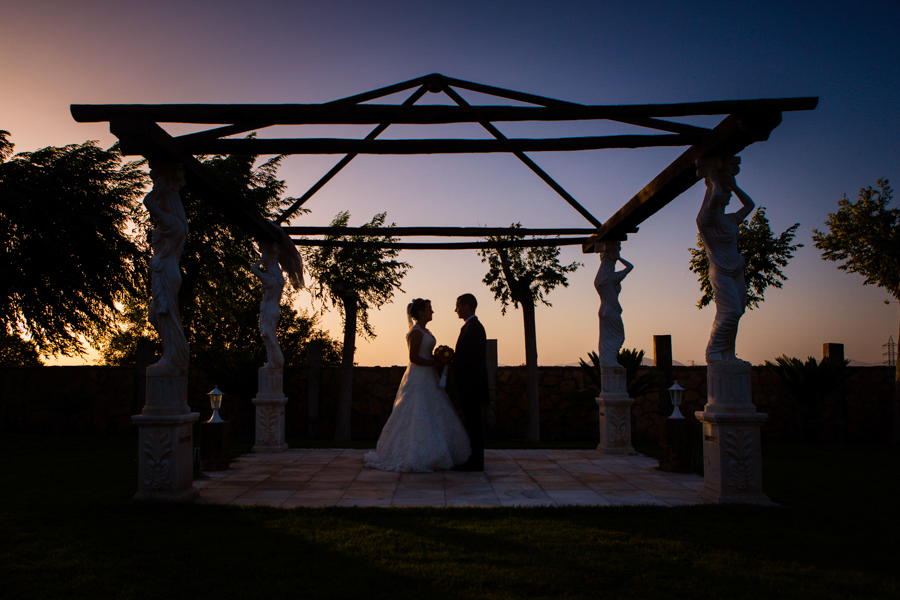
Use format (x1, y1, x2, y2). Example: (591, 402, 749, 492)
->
(453, 293, 488, 471)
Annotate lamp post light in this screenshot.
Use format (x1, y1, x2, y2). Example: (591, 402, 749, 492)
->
(207, 386, 224, 424)
(668, 382, 685, 419)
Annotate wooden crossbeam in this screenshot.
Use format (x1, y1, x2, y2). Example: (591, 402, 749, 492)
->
(583, 109, 803, 251)
(293, 238, 588, 250)
(442, 85, 604, 229)
(441, 75, 710, 135)
(283, 226, 597, 236)
(276, 84, 430, 224)
(177, 134, 695, 156)
(71, 98, 820, 125)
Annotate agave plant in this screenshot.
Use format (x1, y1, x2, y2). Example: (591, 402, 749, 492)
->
(579, 349, 660, 399)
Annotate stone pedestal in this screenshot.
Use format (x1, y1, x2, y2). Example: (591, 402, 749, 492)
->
(252, 367, 288, 453)
(695, 361, 771, 504)
(132, 366, 198, 501)
(596, 366, 635, 454)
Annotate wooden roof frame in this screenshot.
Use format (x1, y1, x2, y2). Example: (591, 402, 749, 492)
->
(71, 73, 817, 250)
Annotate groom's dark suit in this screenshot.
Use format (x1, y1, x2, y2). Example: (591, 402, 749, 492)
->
(454, 315, 488, 468)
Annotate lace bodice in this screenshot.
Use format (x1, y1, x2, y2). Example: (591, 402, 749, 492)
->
(408, 325, 436, 360)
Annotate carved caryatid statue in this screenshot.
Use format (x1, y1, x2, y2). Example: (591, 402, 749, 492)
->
(144, 163, 189, 368)
(594, 241, 634, 368)
(696, 156, 755, 363)
(251, 223, 305, 370)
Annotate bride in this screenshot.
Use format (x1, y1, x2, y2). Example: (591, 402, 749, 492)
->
(364, 298, 471, 472)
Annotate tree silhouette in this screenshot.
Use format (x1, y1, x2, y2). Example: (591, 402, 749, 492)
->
(688, 207, 802, 310)
(813, 178, 900, 443)
(302, 211, 410, 440)
(479, 223, 581, 441)
(0, 130, 146, 356)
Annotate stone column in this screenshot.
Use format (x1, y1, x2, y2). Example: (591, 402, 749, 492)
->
(695, 361, 770, 504)
(252, 367, 288, 452)
(132, 162, 198, 501)
(132, 366, 199, 501)
(596, 366, 634, 454)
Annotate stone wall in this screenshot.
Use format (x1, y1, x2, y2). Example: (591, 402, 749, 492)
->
(1, 365, 894, 442)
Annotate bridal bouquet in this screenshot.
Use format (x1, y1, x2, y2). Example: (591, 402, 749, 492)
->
(434, 345, 454, 389)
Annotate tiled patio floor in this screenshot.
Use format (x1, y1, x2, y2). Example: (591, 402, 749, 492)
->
(195, 448, 707, 508)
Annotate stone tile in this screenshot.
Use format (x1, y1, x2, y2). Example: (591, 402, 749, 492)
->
(446, 498, 501, 507)
(291, 488, 345, 499)
(309, 472, 358, 482)
(393, 490, 444, 502)
(493, 487, 551, 501)
(545, 489, 606, 503)
(536, 480, 589, 491)
(232, 496, 288, 507)
(391, 499, 446, 507)
(355, 470, 401, 482)
(337, 497, 394, 507)
(499, 498, 556, 507)
(301, 481, 351, 491)
(583, 481, 641, 492)
(238, 490, 295, 500)
(282, 498, 338, 508)
(191, 446, 706, 509)
(253, 482, 304, 492)
(344, 485, 396, 497)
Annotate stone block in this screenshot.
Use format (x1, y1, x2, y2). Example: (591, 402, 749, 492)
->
(132, 412, 199, 501)
(696, 411, 770, 504)
(252, 396, 288, 453)
(597, 379, 634, 455)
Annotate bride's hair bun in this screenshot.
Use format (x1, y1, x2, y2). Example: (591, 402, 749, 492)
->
(408, 298, 430, 320)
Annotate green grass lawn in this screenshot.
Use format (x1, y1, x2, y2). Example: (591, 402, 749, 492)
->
(1, 433, 897, 600)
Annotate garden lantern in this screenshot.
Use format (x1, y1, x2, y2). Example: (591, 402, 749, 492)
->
(668, 382, 685, 419)
(207, 386, 224, 423)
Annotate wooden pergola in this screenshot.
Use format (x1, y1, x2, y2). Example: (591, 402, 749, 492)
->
(71, 73, 817, 252)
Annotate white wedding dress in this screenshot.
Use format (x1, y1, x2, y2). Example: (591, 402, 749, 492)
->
(364, 325, 471, 472)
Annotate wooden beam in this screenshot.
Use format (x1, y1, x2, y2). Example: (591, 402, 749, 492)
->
(583, 110, 786, 251)
(293, 238, 589, 250)
(442, 76, 711, 135)
(71, 97, 819, 125)
(109, 117, 281, 243)
(276, 84, 430, 224)
(177, 134, 696, 156)
(442, 85, 604, 229)
(176, 123, 273, 144)
(324, 74, 432, 106)
(283, 226, 597, 236)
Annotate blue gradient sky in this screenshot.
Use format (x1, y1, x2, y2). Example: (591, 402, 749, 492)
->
(4, 0, 898, 366)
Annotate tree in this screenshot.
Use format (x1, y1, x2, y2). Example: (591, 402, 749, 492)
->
(0, 130, 147, 356)
(302, 211, 411, 440)
(812, 178, 900, 443)
(479, 223, 581, 441)
(688, 207, 802, 309)
(0, 332, 43, 366)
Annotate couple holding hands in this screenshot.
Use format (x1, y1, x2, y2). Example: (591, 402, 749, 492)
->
(364, 294, 487, 472)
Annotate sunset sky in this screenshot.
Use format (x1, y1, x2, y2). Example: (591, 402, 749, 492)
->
(4, 0, 899, 367)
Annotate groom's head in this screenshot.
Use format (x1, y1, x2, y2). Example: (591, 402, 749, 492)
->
(455, 294, 477, 320)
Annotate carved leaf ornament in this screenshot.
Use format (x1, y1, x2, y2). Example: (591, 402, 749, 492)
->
(259, 407, 279, 446)
(724, 428, 754, 491)
(609, 406, 628, 445)
(144, 430, 172, 490)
